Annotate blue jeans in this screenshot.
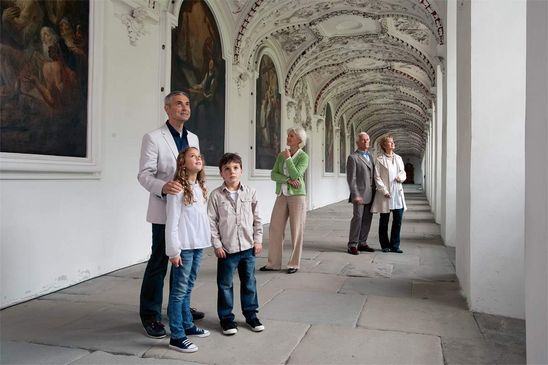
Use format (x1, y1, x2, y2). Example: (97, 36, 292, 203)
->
(140, 224, 168, 323)
(217, 248, 258, 322)
(379, 208, 404, 249)
(168, 249, 203, 339)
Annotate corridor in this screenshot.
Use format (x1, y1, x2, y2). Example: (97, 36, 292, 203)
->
(0, 187, 525, 365)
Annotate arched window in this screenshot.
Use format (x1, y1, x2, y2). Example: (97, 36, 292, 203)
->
(171, 0, 225, 165)
(324, 105, 334, 173)
(255, 55, 281, 170)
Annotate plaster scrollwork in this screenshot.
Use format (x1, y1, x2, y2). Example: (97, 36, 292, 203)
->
(233, 72, 250, 96)
(293, 79, 313, 131)
(114, 0, 159, 47)
(286, 99, 297, 123)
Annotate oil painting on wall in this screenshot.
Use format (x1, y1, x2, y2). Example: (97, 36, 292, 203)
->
(339, 120, 346, 174)
(0, 1, 89, 157)
(324, 105, 334, 173)
(255, 55, 281, 170)
(171, 0, 225, 166)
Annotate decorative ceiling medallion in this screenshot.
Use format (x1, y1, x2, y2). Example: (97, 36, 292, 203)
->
(315, 14, 380, 36)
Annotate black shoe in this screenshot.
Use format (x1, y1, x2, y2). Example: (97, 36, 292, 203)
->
(190, 307, 205, 320)
(390, 248, 403, 253)
(142, 320, 166, 339)
(381, 248, 390, 253)
(357, 244, 375, 252)
(259, 265, 276, 271)
(246, 317, 265, 332)
(220, 319, 238, 335)
(287, 268, 298, 274)
(347, 246, 359, 255)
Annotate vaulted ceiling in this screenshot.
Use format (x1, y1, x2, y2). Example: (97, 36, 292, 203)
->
(172, 0, 445, 158)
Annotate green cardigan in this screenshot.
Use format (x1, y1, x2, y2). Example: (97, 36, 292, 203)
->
(271, 149, 309, 196)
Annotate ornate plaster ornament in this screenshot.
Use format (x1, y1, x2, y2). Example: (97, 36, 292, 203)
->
(121, 7, 148, 46)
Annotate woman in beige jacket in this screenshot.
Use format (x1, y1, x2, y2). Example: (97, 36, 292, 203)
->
(370, 135, 407, 253)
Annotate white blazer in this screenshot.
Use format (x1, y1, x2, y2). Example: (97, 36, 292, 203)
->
(370, 153, 407, 214)
(138, 123, 199, 224)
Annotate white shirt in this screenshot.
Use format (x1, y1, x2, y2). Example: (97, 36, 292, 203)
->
(165, 183, 212, 258)
(385, 155, 404, 210)
(280, 148, 303, 196)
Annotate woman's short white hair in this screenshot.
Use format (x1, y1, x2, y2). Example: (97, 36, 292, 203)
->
(287, 126, 307, 148)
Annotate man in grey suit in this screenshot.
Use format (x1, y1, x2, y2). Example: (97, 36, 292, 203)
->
(346, 132, 376, 255)
(137, 91, 203, 339)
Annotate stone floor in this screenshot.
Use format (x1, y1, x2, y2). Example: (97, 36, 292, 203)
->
(0, 186, 526, 364)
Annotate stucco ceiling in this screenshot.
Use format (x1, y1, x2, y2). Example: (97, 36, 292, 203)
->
(170, 0, 446, 158)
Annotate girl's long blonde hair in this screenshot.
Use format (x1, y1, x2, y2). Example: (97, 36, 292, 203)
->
(174, 147, 207, 206)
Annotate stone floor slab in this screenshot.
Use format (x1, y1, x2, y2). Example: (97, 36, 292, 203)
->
(261, 289, 365, 326)
(35, 305, 160, 356)
(289, 325, 443, 365)
(72, 351, 200, 365)
(359, 295, 482, 339)
(340, 277, 413, 297)
(144, 320, 309, 365)
(412, 281, 467, 308)
(0, 341, 89, 365)
(260, 272, 346, 294)
(340, 262, 394, 278)
(441, 336, 526, 365)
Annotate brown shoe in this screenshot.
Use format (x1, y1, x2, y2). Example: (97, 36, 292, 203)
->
(358, 244, 375, 252)
(347, 246, 359, 255)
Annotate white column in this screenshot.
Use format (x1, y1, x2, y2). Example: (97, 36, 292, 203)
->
(525, 0, 548, 363)
(435, 67, 443, 224)
(456, 0, 526, 317)
(442, 0, 457, 247)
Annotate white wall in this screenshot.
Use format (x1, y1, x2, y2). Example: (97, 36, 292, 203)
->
(0, 0, 349, 308)
(525, 0, 548, 362)
(455, 0, 472, 305)
(1, 0, 159, 307)
(441, 0, 457, 247)
(457, 0, 526, 318)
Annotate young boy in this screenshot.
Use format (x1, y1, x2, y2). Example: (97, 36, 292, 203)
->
(207, 153, 265, 335)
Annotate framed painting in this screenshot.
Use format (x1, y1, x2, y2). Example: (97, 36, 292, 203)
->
(0, 0, 99, 177)
(255, 55, 281, 171)
(324, 104, 334, 173)
(339, 120, 346, 174)
(171, 0, 225, 167)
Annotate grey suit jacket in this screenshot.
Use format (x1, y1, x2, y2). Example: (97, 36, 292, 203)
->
(138, 123, 199, 224)
(346, 150, 375, 205)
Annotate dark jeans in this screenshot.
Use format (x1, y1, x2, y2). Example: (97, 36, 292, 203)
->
(379, 208, 404, 250)
(217, 248, 258, 322)
(140, 224, 169, 323)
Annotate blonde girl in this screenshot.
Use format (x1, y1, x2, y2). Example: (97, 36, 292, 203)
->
(165, 147, 211, 353)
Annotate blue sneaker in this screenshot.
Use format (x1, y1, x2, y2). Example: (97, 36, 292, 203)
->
(169, 337, 197, 353)
(185, 325, 210, 337)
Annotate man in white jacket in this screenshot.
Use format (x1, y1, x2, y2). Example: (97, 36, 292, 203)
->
(137, 91, 203, 338)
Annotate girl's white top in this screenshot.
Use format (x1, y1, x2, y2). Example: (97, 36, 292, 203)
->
(165, 183, 212, 258)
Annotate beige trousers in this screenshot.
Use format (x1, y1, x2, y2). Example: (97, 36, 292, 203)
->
(266, 194, 307, 269)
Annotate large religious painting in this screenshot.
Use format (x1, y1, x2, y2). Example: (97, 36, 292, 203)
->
(171, 0, 225, 166)
(339, 120, 346, 174)
(0, 1, 89, 157)
(324, 105, 334, 173)
(350, 125, 355, 152)
(255, 55, 281, 170)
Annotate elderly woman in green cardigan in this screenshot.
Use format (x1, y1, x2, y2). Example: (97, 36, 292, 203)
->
(260, 126, 309, 274)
